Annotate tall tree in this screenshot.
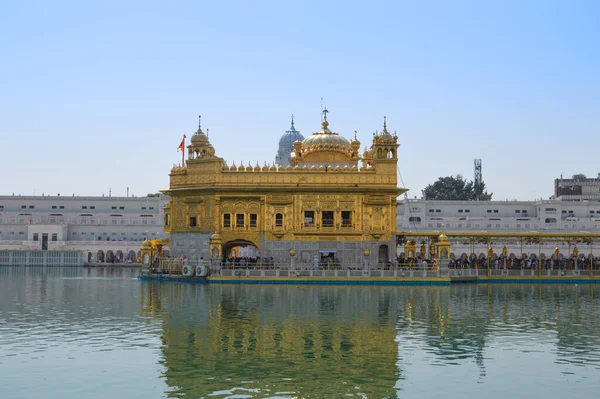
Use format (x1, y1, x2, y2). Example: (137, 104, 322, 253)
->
(422, 175, 492, 201)
(572, 173, 586, 180)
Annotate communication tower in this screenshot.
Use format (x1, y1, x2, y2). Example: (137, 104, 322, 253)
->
(474, 159, 482, 195)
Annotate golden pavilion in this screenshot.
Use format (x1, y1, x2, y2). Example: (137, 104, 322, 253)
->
(162, 110, 407, 265)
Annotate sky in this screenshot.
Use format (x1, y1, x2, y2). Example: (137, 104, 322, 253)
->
(1, 0, 599, 200)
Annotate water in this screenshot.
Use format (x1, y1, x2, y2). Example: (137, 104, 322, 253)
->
(1, 267, 600, 398)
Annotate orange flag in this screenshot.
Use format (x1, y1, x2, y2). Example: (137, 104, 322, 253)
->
(177, 134, 186, 152)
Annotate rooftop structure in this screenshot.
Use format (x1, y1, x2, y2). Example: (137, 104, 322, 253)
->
(275, 115, 304, 167)
(553, 173, 600, 202)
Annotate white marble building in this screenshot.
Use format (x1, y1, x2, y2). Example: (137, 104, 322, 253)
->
(0, 194, 169, 262)
(397, 198, 600, 258)
(397, 198, 600, 232)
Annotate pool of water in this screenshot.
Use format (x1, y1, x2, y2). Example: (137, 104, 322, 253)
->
(1, 266, 599, 398)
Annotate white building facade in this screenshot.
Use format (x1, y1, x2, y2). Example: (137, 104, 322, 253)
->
(397, 198, 600, 258)
(0, 195, 169, 263)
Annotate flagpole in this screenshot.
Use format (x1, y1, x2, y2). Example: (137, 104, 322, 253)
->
(181, 135, 185, 167)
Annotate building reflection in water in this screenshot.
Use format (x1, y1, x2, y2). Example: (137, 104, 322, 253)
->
(140, 283, 599, 398)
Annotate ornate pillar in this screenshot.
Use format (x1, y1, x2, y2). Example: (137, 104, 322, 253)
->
(436, 234, 451, 271)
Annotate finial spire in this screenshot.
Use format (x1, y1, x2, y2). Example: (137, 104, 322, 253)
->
(198, 115, 202, 130)
(206, 128, 209, 138)
(354, 130, 357, 140)
(383, 116, 388, 132)
(322, 107, 329, 122)
(291, 114, 294, 128)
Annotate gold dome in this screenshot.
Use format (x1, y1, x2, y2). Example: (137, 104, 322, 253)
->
(378, 116, 393, 140)
(190, 115, 210, 145)
(302, 119, 351, 148)
(438, 233, 449, 242)
(141, 238, 152, 248)
(191, 128, 209, 144)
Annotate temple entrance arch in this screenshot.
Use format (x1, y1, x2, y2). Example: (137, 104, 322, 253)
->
(378, 244, 389, 264)
(222, 239, 259, 260)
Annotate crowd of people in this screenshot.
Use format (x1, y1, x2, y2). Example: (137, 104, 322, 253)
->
(400, 255, 600, 270)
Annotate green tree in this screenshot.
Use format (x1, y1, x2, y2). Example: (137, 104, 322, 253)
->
(146, 193, 162, 197)
(422, 175, 492, 201)
(572, 173, 586, 180)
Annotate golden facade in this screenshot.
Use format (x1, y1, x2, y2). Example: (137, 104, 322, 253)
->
(162, 111, 407, 265)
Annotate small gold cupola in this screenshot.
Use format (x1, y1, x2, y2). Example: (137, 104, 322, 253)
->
(187, 115, 216, 160)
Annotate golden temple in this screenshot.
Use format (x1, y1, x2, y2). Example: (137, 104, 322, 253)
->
(161, 110, 406, 266)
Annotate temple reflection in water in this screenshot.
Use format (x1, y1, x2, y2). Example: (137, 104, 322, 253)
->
(140, 283, 599, 398)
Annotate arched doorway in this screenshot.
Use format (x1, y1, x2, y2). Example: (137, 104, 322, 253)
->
(222, 239, 260, 266)
(106, 250, 115, 263)
(127, 250, 136, 262)
(115, 250, 124, 263)
(87, 252, 92, 262)
(97, 250, 105, 263)
(378, 244, 389, 264)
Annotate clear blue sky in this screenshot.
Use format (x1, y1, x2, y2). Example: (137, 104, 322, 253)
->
(1, 0, 598, 200)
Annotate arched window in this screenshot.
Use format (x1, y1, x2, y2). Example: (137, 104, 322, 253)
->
(275, 213, 283, 227)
